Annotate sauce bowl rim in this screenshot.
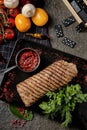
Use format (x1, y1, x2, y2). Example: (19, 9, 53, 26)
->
(15, 47, 40, 73)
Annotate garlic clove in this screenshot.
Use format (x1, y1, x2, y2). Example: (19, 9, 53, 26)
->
(22, 4, 36, 18)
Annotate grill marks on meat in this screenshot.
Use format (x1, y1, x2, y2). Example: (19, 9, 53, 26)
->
(16, 60, 78, 107)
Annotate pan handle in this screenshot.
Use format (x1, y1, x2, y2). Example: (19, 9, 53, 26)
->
(0, 65, 16, 74)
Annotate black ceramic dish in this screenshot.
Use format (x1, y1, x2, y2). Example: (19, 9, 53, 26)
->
(0, 38, 87, 105)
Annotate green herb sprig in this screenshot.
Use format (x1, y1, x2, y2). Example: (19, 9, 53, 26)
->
(9, 104, 34, 121)
(39, 84, 87, 127)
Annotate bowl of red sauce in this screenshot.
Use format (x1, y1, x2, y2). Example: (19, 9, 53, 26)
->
(15, 48, 40, 72)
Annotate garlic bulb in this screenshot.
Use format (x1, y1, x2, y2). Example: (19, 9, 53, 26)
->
(22, 4, 36, 18)
(4, 0, 19, 8)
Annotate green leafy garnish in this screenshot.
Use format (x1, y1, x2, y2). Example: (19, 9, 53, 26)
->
(23, 110, 33, 121)
(9, 104, 34, 121)
(39, 84, 87, 127)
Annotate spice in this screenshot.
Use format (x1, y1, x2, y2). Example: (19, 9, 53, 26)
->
(12, 119, 27, 128)
(1, 72, 16, 102)
(26, 33, 51, 40)
(17, 107, 25, 115)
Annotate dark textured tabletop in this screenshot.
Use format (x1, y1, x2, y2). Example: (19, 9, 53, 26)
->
(45, 0, 87, 60)
(0, 0, 87, 130)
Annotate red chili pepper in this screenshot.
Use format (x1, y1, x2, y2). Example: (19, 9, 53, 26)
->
(21, 120, 27, 127)
(12, 119, 17, 124)
(26, 33, 51, 40)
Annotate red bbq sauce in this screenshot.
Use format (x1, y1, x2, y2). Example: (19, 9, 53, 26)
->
(17, 49, 40, 72)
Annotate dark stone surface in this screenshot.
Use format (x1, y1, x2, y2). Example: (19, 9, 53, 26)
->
(45, 0, 87, 60)
(0, 0, 87, 130)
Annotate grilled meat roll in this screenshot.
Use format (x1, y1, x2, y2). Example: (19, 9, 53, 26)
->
(16, 60, 78, 107)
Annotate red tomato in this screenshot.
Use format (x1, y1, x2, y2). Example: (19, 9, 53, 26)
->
(0, 0, 5, 9)
(7, 18, 15, 28)
(0, 0, 4, 5)
(8, 8, 19, 18)
(5, 29, 15, 40)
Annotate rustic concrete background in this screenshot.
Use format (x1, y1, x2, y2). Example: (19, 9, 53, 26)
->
(45, 0, 87, 60)
(0, 0, 87, 130)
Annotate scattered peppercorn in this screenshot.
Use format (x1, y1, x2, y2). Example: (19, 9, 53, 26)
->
(1, 72, 16, 102)
(12, 119, 27, 128)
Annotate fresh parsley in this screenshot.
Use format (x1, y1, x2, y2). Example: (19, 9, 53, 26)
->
(39, 84, 87, 127)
